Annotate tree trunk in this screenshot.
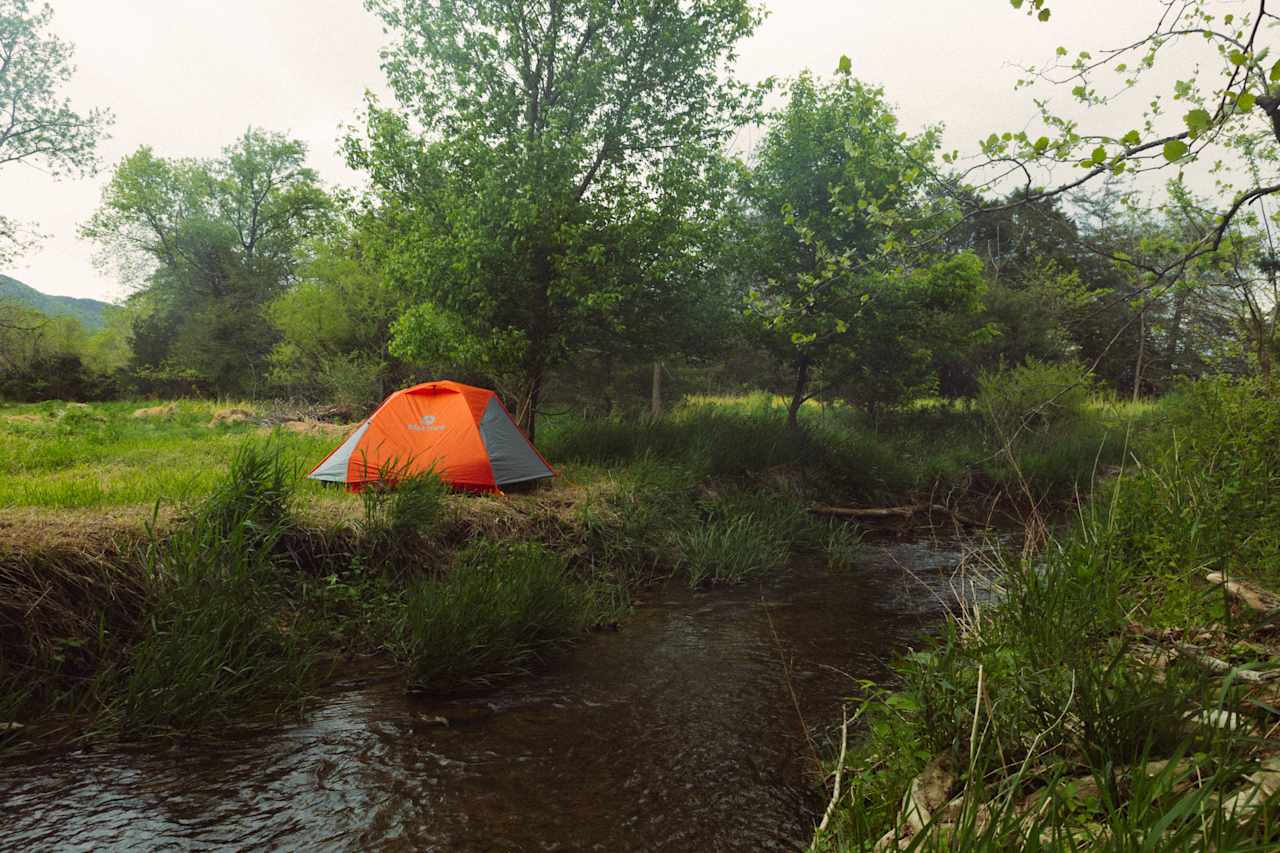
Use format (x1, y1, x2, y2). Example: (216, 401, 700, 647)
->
(650, 360, 663, 419)
(1132, 306, 1146, 403)
(521, 365, 543, 442)
(786, 356, 810, 430)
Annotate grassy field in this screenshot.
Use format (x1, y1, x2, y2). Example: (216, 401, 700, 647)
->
(0, 399, 341, 510)
(0, 390, 1149, 745)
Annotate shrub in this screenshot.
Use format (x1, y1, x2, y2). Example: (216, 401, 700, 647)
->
(977, 358, 1094, 441)
(395, 542, 587, 689)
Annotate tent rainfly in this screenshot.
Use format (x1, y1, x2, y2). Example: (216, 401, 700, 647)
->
(308, 381, 554, 493)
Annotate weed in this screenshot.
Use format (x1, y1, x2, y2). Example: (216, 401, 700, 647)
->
(678, 513, 790, 588)
(395, 542, 589, 689)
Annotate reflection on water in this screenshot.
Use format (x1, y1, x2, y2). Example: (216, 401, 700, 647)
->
(0, 540, 969, 852)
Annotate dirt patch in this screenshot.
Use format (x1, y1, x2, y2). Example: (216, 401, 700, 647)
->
(210, 407, 256, 427)
(132, 404, 177, 419)
(269, 420, 352, 437)
(2, 414, 43, 425)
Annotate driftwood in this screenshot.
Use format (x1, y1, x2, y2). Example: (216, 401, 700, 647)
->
(811, 503, 989, 528)
(1219, 757, 1280, 824)
(1132, 640, 1278, 685)
(1205, 572, 1280, 615)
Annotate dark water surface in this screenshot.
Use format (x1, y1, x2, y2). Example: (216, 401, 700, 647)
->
(0, 540, 967, 852)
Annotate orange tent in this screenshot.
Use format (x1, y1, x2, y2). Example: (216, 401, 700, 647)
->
(308, 381, 554, 493)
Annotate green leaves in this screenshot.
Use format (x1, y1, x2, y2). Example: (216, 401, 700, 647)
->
(1236, 92, 1256, 113)
(1182, 108, 1212, 136)
(836, 54, 852, 75)
(1271, 60, 1280, 82)
(1163, 139, 1189, 162)
(1121, 129, 1141, 147)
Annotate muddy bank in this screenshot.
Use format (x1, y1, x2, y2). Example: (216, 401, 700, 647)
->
(0, 540, 967, 851)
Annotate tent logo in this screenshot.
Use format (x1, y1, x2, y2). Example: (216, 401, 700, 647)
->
(408, 414, 446, 432)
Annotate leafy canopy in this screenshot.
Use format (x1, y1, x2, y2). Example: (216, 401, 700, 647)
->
(349, 0, 765, 432)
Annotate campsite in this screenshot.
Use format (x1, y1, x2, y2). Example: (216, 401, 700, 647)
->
(4, 0, 1280, 850)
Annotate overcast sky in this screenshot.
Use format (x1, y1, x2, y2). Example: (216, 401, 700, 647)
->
(2, 0, 1165, 303)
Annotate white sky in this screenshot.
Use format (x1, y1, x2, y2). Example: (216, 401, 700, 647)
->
(1, 0, 1173, 302)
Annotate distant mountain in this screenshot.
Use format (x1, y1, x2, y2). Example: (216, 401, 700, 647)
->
(0, 274, 111, 330)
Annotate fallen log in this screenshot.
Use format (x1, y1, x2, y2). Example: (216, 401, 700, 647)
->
(1175, 643, 1280, 684)
(812, 504, 922, 520)
(1205, 572, 1280, 616)
(811, 503, 990, 527)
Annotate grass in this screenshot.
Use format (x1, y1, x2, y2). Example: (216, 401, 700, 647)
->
(394, 541, 605, 689)
(813, 379, 1280, 851)
(115, 444, 316, 733)
(0, 388, 1153, 743)
(0, 399, 338, 510)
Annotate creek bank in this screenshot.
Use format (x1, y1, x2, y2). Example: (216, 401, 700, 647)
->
(3, 450, 997, 746)
(0, 541, 970, 851)
(811, 379, 1280, 851)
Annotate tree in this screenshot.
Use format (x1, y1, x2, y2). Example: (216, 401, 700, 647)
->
(348, 0, 764, 438)
(0, 0, 112, 261)
(82, 130, 330, 394)
(0, 303, 102, 400)
(964, 1, 1280, 299)
(736, 68, 981, 426)
(267, 223, 411, 409)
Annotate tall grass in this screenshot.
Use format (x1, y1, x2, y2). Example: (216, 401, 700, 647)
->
(815, 379, 1280, 850)
(0, 399, 338, 510)
(113, 443, 316, 732)
(394, 542, 596, 689)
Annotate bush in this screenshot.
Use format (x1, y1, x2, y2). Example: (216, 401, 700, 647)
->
(977, 358, 1094, 441)
(395, 542, 588, 689)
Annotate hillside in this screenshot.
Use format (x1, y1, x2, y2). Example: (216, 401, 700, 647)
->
(0, 274, 110, 330)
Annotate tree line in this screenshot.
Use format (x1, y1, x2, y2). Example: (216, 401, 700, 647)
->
(3, 0, 1278, 432)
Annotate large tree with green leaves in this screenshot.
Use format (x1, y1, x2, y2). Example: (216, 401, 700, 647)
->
(348, 0, 763, 438)
(0, 0, 111, 262)
(82, 129, 330, 394)
(736, 67, 984, 425)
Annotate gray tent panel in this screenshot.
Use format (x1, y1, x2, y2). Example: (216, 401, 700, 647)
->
(309, 419, 371, 482)
(477, 398, 553, 486)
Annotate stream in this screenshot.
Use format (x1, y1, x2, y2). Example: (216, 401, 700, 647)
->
(0, 539, 970, 851)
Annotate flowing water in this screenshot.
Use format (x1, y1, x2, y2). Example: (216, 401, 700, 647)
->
(0, 539, 971, 851)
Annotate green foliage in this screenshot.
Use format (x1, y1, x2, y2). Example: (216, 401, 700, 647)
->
(81, 130, 331, 395)
(266, 225, 408, 407)
(0, 303, 112, 401)
(678, 512, 789, 588)
(395, 542, 590, 690)
(116, 443, 313, 732)
(735, 71, 984, 419)
(349, 0, 764, 435)
(977, 358, 1095, 440)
